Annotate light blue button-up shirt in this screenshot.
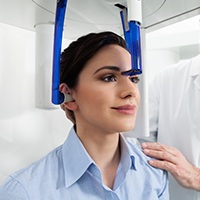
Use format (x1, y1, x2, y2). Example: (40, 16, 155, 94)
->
(0, 128, 169, 199)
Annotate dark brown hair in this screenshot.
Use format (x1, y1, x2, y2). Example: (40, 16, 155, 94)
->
(60, 31, 127, 88)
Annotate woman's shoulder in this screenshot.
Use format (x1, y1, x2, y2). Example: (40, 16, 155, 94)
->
(126, 138, 168, 177)
(0, 145, 64, 195)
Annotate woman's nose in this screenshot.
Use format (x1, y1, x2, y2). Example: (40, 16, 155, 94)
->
(119, 78, 138, 99)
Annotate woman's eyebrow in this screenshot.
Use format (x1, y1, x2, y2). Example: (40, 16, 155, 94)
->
(94, 66, 120, 74)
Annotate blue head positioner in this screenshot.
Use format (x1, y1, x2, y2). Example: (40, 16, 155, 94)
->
(52, 0, 142, 105)
(116, 0, 142, 76)
(52, 0, 68, 105)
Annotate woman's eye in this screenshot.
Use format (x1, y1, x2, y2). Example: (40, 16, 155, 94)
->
(102, 75, 117, 82)
(129, 76, 140, 84)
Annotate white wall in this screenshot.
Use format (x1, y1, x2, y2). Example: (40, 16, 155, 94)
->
(0, 22, 73, 184)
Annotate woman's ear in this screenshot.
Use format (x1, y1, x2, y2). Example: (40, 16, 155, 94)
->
(59, 83, 70, 97)
(59, 83, 78, 111)
(59, 83, 73, 102)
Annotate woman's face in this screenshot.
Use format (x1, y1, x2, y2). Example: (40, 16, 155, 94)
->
(71, 44, 140, 134)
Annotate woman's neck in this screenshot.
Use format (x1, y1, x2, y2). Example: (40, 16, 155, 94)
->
(76, 126, 121, 189)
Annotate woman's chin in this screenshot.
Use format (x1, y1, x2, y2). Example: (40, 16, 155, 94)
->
(118, 124, 135, 133)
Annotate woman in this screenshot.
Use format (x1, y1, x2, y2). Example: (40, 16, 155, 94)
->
(0, 31, 169, 199)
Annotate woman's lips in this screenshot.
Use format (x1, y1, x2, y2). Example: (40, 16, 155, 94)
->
(112, 104, 136, 114)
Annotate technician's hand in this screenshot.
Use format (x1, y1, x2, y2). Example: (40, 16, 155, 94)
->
(141, 142, 200, 191)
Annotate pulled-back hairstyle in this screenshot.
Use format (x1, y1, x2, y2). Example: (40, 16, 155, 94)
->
(60, 31, 127, 88)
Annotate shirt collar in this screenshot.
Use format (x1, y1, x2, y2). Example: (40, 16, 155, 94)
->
(189, 54, 200, 90)
(119, 134, 137, 171)
(62, 127, 93, 188)
(61, 128, 137, 188)
(190, 54, 200, 77)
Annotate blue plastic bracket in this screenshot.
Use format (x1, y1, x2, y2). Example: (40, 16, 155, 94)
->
(119, 6, 142, 76)
(52, 0, 68, 105)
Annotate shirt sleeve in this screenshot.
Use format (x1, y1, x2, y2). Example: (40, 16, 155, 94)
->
(0, 176, 30, 200)
(158, 170, 169, 200)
